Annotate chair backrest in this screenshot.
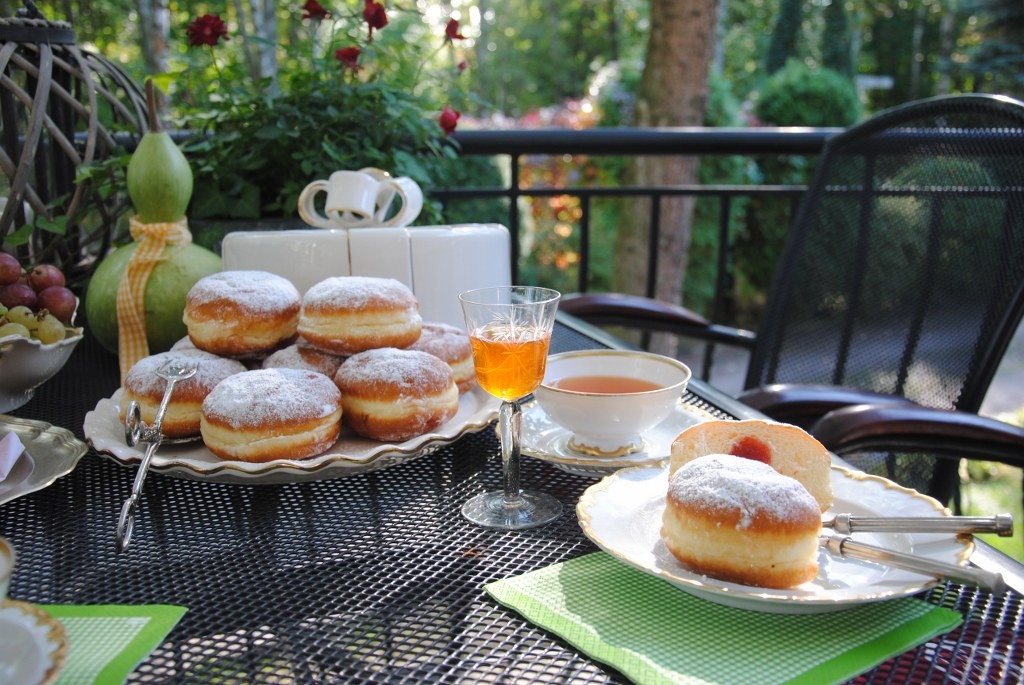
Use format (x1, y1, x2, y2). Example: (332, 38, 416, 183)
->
(747, 94, 1024, 414)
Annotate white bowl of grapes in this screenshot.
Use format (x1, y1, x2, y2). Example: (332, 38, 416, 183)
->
(0, 253, 83, 413)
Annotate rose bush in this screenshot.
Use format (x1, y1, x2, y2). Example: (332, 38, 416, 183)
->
(167, 1, 469, 223)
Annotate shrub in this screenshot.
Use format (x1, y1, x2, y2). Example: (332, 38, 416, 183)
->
(755, 60, 861, 127)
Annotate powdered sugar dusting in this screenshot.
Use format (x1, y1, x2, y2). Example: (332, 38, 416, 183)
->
(302, 276, 417, 311)
(262, 342, 345, 376)
(336, 348, 453, 398)
(668, 454, 818, 529)
(124, 349, 246, 396)
(408, 322, 471, 362)
(202, 368, 340, 428)
(187, 270, 301, 314)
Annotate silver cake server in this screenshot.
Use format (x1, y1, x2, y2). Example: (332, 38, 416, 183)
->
(821, 534, 1006, 594)
(116, 358, 198, 553)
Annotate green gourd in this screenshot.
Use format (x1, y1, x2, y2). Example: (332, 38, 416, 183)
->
(85, 79, 221, 355)
(127, 80, 193, 223)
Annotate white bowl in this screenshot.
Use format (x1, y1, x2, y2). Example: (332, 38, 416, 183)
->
(534, 350, 691, 457)
(0, 327, 82, 413)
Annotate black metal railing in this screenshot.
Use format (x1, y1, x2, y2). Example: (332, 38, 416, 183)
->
(435, 126, 841, 335)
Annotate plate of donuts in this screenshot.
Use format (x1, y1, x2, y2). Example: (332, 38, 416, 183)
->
(577, 464, 971, 614)
(84, 386, 499, 484)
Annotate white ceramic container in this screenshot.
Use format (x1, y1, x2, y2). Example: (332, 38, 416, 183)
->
(533, 350, 692, 457)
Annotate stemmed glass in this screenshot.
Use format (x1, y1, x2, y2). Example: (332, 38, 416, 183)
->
(460, 286, 561, 529)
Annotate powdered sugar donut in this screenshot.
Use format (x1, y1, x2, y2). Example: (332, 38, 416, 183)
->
(200, 368, 342, 462)
(120, 349, 247, 439)
(408, 322, 476, 394)
(184, 270, 301, 358)
(333, 347, 459, 442)
(670, 419, 833, 511)
(662, 454, 822, 589)
(299, 276, 422, 355)
(262, 341, 345, 377)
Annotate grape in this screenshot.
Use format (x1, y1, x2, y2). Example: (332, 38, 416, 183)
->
(5, 305, 36, 328)
(34, 314, 66, 344)
(28, 264, 65, 293)
(0, 322, 31, 339)
(0, 283, 37, 309)
(36, 286, 77, 323)
(0, 253, 21, 286)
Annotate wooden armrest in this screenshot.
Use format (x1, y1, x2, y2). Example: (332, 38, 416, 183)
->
(558, 292, 756, 349)
(811, 403, 1024, 468)
(736, 384, 915, 429)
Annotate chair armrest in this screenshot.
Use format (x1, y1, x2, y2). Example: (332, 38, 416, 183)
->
(736, 384, 916, 429)
(811, 403, 1024, 468)
(558, 292, 756, 349)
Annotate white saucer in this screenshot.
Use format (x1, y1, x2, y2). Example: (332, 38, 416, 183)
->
(519, 398, 712, 477)
(0, 600, 68, 684)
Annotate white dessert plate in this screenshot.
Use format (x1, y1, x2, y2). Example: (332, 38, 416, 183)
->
(577, 465, 971, 614)
(0, 416, 88, 506)
(520, 397, 713, 477)
(84, 388, 500, 484)
(0, 600, 68, 685)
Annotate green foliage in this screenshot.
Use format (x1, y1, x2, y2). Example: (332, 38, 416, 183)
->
(765, 0, 805, 75)
(471, 0, 648, 116)
(822, 0, 853, 78)
(755, 60, 861, 127)
(167, 5, 466, 221)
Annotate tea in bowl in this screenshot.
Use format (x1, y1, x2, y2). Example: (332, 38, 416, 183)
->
(533, 350, 691, 457)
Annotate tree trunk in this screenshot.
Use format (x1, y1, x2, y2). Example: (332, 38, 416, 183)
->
(614, 0, 718, 355)
(137, 0, 170, 76)
(251, 0, 278, 89)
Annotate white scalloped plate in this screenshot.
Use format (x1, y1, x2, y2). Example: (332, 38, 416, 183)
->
(0, 600, 67, 685)
(84, 388, 499, 484)
(577, 465, 972, 614)
(0, 416, 88, 505)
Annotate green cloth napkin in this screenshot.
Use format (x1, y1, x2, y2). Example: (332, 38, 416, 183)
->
(485, 552, 963, 685)
(41, 604, 187, 685)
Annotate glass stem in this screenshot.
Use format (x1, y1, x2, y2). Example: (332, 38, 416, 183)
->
(499, 400, 522, 504)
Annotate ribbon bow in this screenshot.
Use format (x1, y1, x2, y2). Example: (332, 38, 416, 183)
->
(115, 216, 192, 382)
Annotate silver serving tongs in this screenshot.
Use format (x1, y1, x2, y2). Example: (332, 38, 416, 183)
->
(821, 535, 1007, 594)
(116, 358, 198, 553)
(823, 513, 1014, 537)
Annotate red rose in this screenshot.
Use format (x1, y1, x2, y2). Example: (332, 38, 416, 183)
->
(363, 0, 388, 40)
(445, 19, 466, 41)
(302, 0, 330, 21)
(439, 105, 461, 135)
(335, 47, 361, 69)
(186, 14, 230, 47)
(458, 60, 468, 72)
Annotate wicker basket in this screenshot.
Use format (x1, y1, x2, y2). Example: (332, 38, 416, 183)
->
(0, 3, 146, 284)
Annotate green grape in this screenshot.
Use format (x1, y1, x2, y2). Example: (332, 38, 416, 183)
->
(6, 305, 35, 329)
(0, 322, 31, 339)
(34, 314, 66, 344)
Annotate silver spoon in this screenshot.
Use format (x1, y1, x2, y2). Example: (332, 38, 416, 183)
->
(116, 358, 198, 553)
(823, 513, 1014, 537)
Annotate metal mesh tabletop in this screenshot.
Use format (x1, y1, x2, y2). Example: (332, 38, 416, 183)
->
(2, 321, 1022, 684)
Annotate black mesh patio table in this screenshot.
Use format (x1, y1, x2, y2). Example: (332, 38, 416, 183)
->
(2, 317, 1022, 684)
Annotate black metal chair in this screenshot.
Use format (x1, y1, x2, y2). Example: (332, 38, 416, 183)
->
(560, 94, 1024, 508)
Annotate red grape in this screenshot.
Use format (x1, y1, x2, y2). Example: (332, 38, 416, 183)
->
(0, 283, 37, 309)
(28, 264, 65, 292)
(0, 253, 21, 286)
(36, 286, 77, 323)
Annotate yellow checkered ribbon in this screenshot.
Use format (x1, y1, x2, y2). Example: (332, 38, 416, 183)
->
(116, 216, 192, 382)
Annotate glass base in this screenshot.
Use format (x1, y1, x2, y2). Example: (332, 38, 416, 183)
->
(461, 490, 562, 530)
